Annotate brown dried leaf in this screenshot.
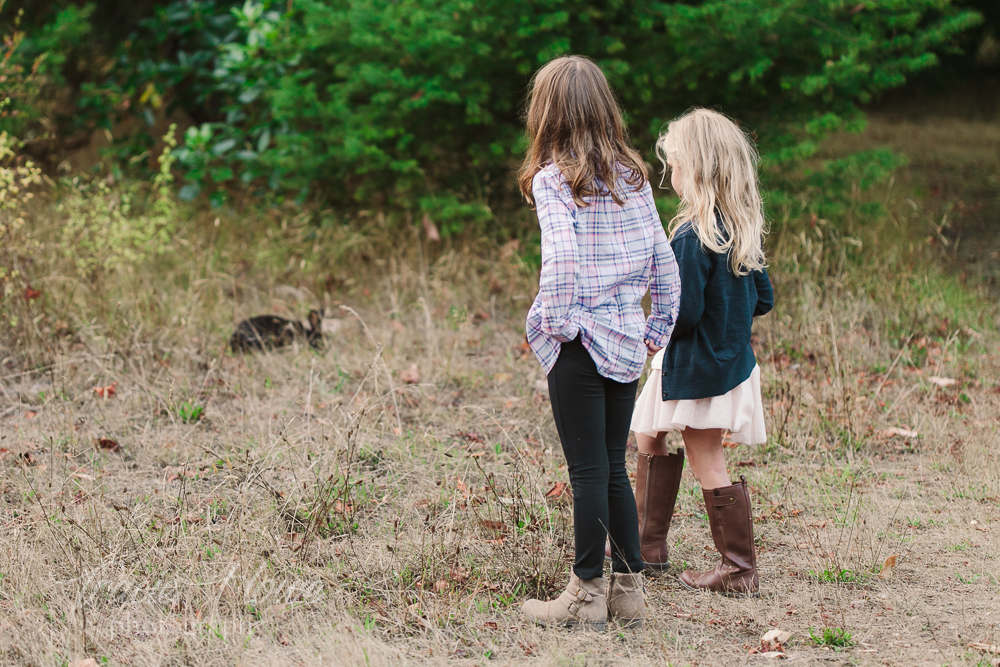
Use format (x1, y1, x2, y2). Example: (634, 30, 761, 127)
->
(24, 286, 42, 302)
(761, 628, 793, 651)
(93, 382, 117, 398)
(95, 438, 120, 452)
(544, 481, 569, 498)
(928, 376, 957, 387)
(400, 363, 420, 385)
(878, 553, 899, 579)
(882, 426, 918, 439)
(970, 642, 1000, 655)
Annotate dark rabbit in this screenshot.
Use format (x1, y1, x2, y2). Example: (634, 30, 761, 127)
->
(230, 310, 323, 352)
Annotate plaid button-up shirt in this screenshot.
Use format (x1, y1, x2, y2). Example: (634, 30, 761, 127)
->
(526, 164, 681, 383)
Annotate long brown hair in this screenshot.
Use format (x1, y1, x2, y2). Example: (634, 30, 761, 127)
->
(518, 55, 646, 208)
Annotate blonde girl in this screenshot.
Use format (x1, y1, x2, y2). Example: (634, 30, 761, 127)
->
(627, 108, 773, 596)
(517, 56, 681, 629)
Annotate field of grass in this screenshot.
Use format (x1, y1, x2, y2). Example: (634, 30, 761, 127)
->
(2, 106, 1000, 666)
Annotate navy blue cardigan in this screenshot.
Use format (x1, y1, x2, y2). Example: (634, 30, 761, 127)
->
(661, 222, 773, 401)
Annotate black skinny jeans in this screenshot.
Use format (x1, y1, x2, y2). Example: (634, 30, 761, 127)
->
(547, 337, 643, 579)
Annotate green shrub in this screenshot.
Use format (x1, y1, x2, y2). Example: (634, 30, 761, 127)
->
(56, 126, 179, 277)
(10, 1, 984, 232)
(0, 5, 45, 342)
(120, 0, 980, 230)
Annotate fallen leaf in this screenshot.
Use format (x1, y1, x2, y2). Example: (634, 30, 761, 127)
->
(70, 660, 99, 667)
(927, 376, 957, 387)
(433, 579, 448, 592)
(93, 382, 117, 398)
(971, 642, 1000, 655)
(400, 363, 420, 384)
(24, 411, 37, 419)
(24, 286, 42, 301)
(493, 372, 512, 383)
(422, 214, 441, 242)
(878, 553, 898, 579)
(882, 426, 918, 438)
(165, 467, 196, 483)
(95, 438, 120, 452)
(545, 482, 569, 498)
(761, 628, 793, 651)
(479, 520, 506, 532)
(760, 651, 788, 659)
(460, 431, 484, 444)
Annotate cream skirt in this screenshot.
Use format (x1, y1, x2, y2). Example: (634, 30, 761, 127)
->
(630, 349, 767, 445)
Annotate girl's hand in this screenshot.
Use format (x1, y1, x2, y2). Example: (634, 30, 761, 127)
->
(646, 341, 662, 357)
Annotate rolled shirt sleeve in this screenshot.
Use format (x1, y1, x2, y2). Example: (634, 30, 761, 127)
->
(643, 222, 681, 348)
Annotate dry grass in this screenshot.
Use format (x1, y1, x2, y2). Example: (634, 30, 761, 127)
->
(2, 114, 1000, 666)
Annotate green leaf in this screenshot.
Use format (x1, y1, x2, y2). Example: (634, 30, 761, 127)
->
(212, 138, 238, 156)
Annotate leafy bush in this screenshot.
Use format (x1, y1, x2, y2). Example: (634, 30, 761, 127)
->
(10, 1, 983, 230)
(3, 2, 128, 154)
(120, 0, 979, 229)
(56, 126, 179, 277)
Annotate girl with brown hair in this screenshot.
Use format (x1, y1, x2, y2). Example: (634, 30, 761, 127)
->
(518, 55, 681, 630)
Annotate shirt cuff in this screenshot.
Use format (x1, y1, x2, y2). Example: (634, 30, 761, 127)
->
(643, 318, 672, 349)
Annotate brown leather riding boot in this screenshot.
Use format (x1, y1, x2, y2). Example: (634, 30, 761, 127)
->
(606, 449, 685, 571)
(679, 476, 759, 596)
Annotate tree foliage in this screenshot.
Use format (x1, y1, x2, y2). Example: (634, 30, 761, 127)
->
(4, 0, 985, 228)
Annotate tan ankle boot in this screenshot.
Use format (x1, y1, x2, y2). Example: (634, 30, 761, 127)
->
(605, 449, 685, 571)
(607, 573, 645, 628)
(521, 572, 607, 630)
(679, 476, 759, 596)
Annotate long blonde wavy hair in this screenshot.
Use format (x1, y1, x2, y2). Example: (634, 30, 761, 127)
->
(518, 55, 646, 208)
(656, 108, 767, 276)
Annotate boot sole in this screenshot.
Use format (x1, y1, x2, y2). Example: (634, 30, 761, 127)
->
(678, 576, 761, 598)
(522, 612, 606, 632)
(613, 617, 645, 629)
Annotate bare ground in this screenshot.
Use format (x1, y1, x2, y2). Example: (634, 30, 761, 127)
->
(1, 249, 999, 666)
(2, 112, 1000, 666)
